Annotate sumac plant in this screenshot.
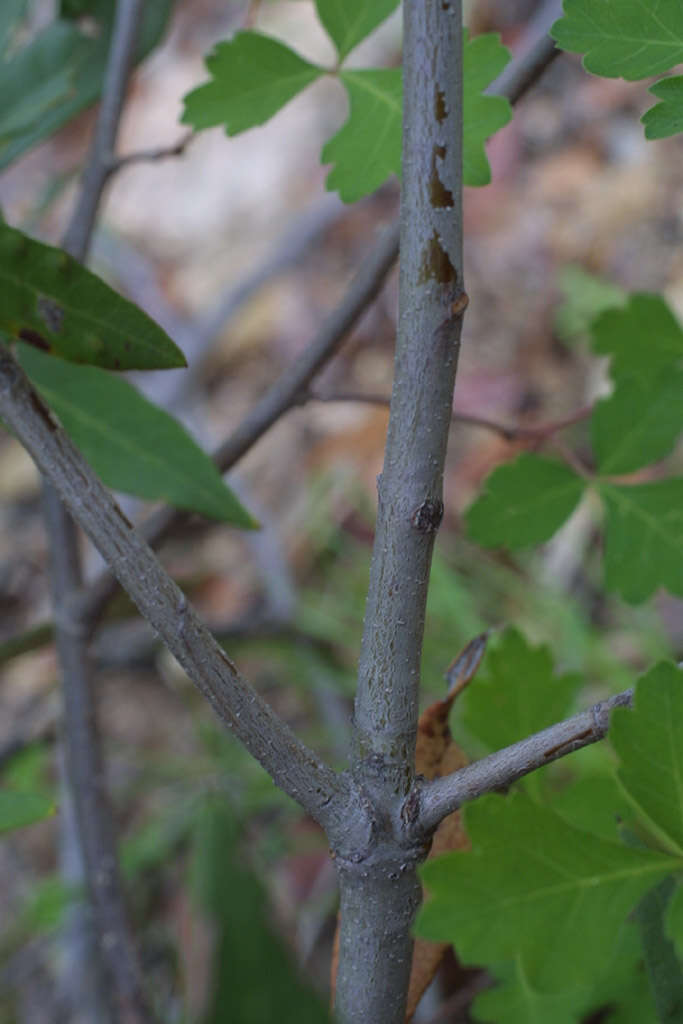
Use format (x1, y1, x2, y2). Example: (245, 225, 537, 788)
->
(0, 1, 682, 1022)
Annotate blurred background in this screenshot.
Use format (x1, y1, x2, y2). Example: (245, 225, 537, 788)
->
(0, 0, 682, 1020)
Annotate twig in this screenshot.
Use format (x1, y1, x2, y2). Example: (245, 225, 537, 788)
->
(106, 131, 195, 172)
(410, 689, 633, 836)
(46, 2, 162, 1022)
(0, 347, 351, 834)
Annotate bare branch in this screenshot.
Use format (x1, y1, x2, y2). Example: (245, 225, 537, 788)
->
(410, 689, 634, 836)
(0, 348, 351, 830)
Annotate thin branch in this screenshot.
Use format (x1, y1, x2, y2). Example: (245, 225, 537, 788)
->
(410, 689, 633, 836)
(106, 131, 195, 173)
(0, 347, 351, 832)
(46, 2, 155, 1021)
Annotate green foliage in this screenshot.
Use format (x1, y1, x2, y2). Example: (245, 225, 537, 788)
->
(314, 0, 399, 61)
(643, 76, 683, 139)
(0, 790, 54, 833)
(18, 344, 257, 527)
(182, 31, 323, 133)
(183, 21, 512, 201)
(599, 480, 683, 602)
(591, 371, 683, 475)
(418, 663, 683, 1017)
(321, 69, 402, 203)
(465, 454, 584, 548)
(0, 223, 185, 370)
(592, 294, 683, 383)
(190, 795, 329, 1023)
(554, 265, 626, 343)
(634, 878, 683, 1022)
(551, 0, 683, 140)
(0, 0, 174, 169)
(551, 0, 683, 79)
(462, 32, 512, 186)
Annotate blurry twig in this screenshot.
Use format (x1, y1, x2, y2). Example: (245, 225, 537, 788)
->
(106, 130, 195, 173)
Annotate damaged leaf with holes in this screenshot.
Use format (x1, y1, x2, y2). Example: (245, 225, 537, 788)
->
(0, 223, 186, 370)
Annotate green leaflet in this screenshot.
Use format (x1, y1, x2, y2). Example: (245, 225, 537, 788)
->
(314, 0, 399, 61)
(417, 790, 676, 991)
(554, 265, 626, 343)
(465, 454, 584, 549)
(599, 479, 683, 603)
(322, 69, 402, 203)
(18, 345, 258, 528)
(182, 31, 323, 134)
(551, 0, 683, 80)
(643, 76, 683, 140)
(591, 294, 683, 383)
(0, 223, 186, 370)
(591, 370, 683, 475)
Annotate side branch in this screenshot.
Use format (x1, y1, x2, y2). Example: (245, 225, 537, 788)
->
(410, 688, 633, 836)
(0, 348, 349, 830)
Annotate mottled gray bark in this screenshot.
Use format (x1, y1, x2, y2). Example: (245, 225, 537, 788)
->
(333, 2, 466, 1021)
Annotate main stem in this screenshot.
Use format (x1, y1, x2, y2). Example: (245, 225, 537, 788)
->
(334, 3, 465, 1021)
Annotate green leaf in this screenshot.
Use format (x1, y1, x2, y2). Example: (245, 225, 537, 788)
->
(18, 344, 257, 527)
(417, 791, 676, 991)
(315, 0, 399, 61)
(0, 0, 28, 55)
(322, 69, 402, 203)
(553, 776, 632, 842)
(591, 294, 683, 383)
(554, 265, 626, 343)
(551, 0, 683, 80)
(591, 370, 683, 475)
(322, 32, 512, 201)
(0, 789, 54, 832)
(611, 663, 683, 856)
(0, 223, 186, 370)
(465, 454, 585, 549)
(643, 75, 683, 139)
(463, 626, 582, 756)
(181, 31, 323, 134)
(463, 32, 512, 186)
(473, 958, 582, 1024)
(634, 877, 683, 1022)
(190, 796, 330, 1023)
(665, 883, 683, 960)
(599, 479, 683, 602)
(0, 1, 174, 170)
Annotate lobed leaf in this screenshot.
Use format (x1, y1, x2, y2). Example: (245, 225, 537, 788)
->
(465, 454, 584, 549)
(591, 370, 683, 475)
(418, 791, 676, 991)
(599, 479, 683, 602)
(642, 75, 683, 140)
(611, 663, 683, 856)
(182, 31, 323, 134)
(554, 265, 626, 343)
(462, 32, 512, 186)
(0, 223, 186, 370)
(314, 0, 400, 61)
(18, 345, 257, 527)
(551, 0, 683, 81)
(322, 69, 402, 203)
(591, 293, 683, 383)
(462, 627, 582, 757)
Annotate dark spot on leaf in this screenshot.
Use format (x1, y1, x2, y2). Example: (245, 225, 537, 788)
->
(434, 88, 447, 123)
(410, 499, 444, 534)
(419, 232, 457, 285)
(113, 358, 121, 369)
(124, 341, 131, 351)
(430, 145, 453, 208)
(18, 329, 50, 351)
(37, 295, 65, 333)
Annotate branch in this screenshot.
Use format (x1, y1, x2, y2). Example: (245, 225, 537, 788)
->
(106, 131, 194, 173)
(410, 688, 633, 836)
(75, 16, 561, 632)
(46, 3, 156, 1022)
(0, 348, 350, 830)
